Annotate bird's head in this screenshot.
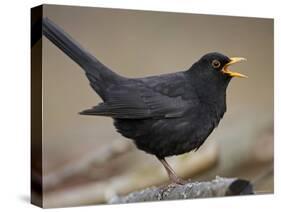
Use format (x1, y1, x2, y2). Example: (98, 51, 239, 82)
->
(187, 52, 247, 104)
(193, 52, 247, 82)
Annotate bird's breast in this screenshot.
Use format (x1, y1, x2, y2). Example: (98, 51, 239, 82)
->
(114, 102, 224, 158)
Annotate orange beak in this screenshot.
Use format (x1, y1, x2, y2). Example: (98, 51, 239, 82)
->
(222, 57, 248, 78)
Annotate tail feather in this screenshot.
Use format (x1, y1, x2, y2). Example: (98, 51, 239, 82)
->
(42, 17, 122, 99)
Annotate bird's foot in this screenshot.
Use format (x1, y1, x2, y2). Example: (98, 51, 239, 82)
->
(170, 175, 187, 185)
(158, 157, 188, 186)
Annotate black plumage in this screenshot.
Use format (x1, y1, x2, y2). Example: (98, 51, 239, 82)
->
(42, 18, 247, 184)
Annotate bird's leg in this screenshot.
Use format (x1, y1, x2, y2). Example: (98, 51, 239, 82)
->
(158, 157, 186, 185)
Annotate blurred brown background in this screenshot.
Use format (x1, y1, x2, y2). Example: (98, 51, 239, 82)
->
(39, 4, 273, 207)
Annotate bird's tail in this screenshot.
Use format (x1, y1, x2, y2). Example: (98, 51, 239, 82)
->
(42, 17, 123, 99)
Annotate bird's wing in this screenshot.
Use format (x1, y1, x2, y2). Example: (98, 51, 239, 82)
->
(80, 73, 200, 119)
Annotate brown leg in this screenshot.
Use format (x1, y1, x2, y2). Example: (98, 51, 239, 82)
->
(158, 157, 186, 185)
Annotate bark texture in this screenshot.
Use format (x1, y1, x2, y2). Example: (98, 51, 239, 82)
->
(109, 176, 253, 204)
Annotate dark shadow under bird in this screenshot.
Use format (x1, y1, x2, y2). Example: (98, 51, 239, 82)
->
(42, 18, 247, 184)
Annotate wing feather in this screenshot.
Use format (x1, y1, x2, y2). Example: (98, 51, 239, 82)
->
(80, 72, 199, 119)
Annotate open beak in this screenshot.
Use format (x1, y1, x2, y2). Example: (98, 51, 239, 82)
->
(222, 57, 248, 78)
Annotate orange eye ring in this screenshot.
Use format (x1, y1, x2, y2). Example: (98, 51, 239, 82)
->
(212, 60, 221, 68)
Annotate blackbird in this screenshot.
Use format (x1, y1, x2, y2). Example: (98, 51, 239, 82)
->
(42, 18, 247, 184)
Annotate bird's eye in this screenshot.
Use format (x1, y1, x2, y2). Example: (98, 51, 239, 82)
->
(212, 60, 221, 68)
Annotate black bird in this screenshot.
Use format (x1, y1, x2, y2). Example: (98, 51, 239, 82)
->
(42, 18, 247, 184)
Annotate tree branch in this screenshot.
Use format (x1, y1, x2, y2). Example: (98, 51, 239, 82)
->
(109, 177, 254, 204)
